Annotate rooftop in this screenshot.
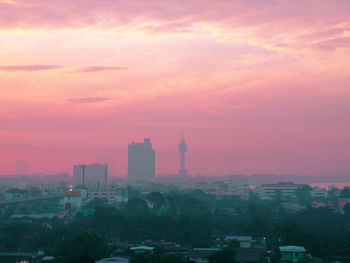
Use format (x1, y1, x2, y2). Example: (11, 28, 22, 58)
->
(279, 246, 306, 252)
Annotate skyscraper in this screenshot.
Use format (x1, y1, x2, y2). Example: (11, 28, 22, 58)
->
(73, 163, 108, 190)
(178, 136, 188, 176)
(128, 138, 155, 181)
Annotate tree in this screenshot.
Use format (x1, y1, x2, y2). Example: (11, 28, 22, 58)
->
(125, 197, 149, 216)
(210, 248, 235, 263)
(85, 198, 108, 208)
(54, 232, 108, 263)
(147, 192, 166, 210)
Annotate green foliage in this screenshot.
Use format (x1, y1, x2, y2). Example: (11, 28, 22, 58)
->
(54, 232, 108, 263)
(147, 192, 166, 210)
(125, 197, 149, 216)
(209, 247, 235, 263)
(85, 198, 108, 209)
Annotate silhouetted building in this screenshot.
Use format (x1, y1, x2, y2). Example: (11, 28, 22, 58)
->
(178, 136, 188, 176)
(73, 163, 108, 190)
(128, 138, 155, 181)
(15, 160, 28, 175)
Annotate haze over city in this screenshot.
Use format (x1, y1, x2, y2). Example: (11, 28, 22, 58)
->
(1, 0, 350, 177)
(3, 2, 350, 263)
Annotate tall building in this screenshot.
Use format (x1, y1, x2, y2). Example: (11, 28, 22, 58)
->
(15, 160, 29, 175)
(73, 163, 108, 190)
(128, 138, 155, 181)
(178, 136, 188, 176)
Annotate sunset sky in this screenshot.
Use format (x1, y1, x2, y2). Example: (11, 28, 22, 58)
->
(1, 0, 350, 176)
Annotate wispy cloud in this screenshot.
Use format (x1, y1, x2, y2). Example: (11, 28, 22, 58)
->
(0, 65, 60, 72)
(68, 97, 109, 103)
(71, 66, 128, 73)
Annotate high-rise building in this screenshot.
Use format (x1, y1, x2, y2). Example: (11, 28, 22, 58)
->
(73, 163, 108, 190)
(15, 160, 29, 175)
(178, 136, 188, 176)
(128, 138, 155, 181)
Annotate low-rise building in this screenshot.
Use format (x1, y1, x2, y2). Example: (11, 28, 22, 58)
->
(96, 257, 129, 263)
(279, 246, 310, 263)
(227, 177, 249, 200)
(130, 246, 154, 254)
(61, 189, 84, 210)
(88, 191, 117, 205)
(310, 187, 328, 199)
(257, 183, 305, 200)
(187, 248, 219, 263)
(234, 247, 265, 263)
(5, 188, 29, 200)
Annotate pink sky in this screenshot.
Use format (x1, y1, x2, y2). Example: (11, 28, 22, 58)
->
(1, 0, 350, 176)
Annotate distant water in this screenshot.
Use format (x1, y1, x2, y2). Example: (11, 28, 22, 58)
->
(310, 182, 350, 189)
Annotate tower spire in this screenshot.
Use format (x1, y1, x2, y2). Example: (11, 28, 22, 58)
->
(178, 136, 188, 176)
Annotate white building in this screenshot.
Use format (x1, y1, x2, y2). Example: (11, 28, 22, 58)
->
(73, 163, 108, 190)
(310, 187, 328, 199)
(227, 177, 249, 200)
(257, 182, 304, 200)
(62, 189, 83, 210)
(128, 138, 155, 182)
(87, 191, 117, 205)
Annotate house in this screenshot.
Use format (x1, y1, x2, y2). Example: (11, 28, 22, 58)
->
(234, 247, 265, 263)
(130, 246, 155, 254)
(5, 188, 28, 200)
(213, 236, 266, 249)
(96, 257, 130, 263)
(187, 248, 219, 263)
(279, 246, 311, 263)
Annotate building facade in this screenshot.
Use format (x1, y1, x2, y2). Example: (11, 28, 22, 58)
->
(257, 182, 305, 200)
(73, 163, 108, 190)
(128, 138, 155, 181)
(310, 187, 328, 199)
(227, 177, 249, 200)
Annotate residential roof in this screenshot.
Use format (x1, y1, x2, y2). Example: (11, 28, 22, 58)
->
(261, 184, 305, 188)
(279, 246, 306, 252)
(234, 248, 265, 263)
(130, 246, 154, 251)
(224, 236, 252, 242)
(5, 188, 28, 194)
(188, 248, 219, 259)
(96, 257, 130, 263)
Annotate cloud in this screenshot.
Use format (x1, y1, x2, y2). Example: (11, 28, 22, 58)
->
(1, 0, 349, 54)
(71, 66, 128, 73)
(0, 65, 60, 72)
(68, 97, 109, 103)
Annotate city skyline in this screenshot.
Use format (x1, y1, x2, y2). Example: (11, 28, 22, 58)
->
(1, 0, 350, 176)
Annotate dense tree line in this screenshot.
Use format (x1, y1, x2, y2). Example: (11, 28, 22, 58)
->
(1, 189, 350, 262)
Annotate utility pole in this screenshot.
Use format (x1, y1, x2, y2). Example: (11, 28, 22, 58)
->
(105, 166, 108, 192)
